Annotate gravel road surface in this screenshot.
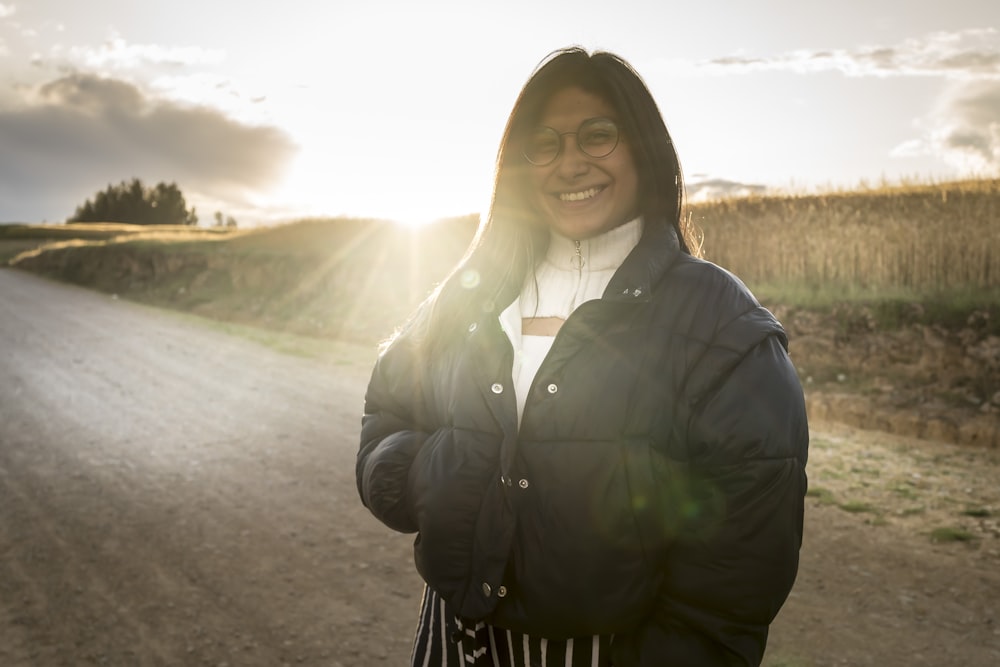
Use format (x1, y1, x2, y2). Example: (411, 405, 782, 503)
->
(0, 268, 420, 666)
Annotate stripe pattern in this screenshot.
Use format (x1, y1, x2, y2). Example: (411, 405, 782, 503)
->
(410, 586, 613, 667)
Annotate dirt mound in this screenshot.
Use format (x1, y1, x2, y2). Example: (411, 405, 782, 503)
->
(775, 304, 1000, 448)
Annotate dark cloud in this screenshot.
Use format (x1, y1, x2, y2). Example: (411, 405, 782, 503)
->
(939, 51, 1000, 71)
(940, 81, 1000, 170)
(858, 47, 898, 70)
(0, 73, 296, 222)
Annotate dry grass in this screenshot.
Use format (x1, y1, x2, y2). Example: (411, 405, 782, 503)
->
(0, 222, 236, 264)
(805, 423, 1000, 552)
(691, 179, 1000, 295)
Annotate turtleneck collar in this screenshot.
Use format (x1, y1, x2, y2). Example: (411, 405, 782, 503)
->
(510, 217, 644, 322)
(542, 217, 644, 273)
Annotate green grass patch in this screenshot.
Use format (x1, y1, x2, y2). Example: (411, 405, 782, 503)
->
(960, 507, 993, 518)
(929, 526, 977, 543)
(838, 500, 877, 514)
(805, 487, 837, 505)
(890, 484, 919, 500)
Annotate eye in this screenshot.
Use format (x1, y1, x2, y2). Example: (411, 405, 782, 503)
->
(524, 127, 560, 164)
(581, 130, 612, 145)
(580, 119, 618, 147)
(579, 118, 619, 157)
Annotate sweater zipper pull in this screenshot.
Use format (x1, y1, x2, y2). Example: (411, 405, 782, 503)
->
(571, 240, 584, 276)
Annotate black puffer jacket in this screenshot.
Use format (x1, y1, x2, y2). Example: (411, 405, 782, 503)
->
(357, 222, 809, 665)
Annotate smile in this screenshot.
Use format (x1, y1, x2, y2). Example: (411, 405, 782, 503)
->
(558, 186, 604, 202)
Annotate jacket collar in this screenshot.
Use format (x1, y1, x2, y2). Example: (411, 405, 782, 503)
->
(602, 219, 682, 303)
(472, 219, 684, 315)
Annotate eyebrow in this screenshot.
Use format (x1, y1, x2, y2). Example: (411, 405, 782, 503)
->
(534, 116, 616, 129)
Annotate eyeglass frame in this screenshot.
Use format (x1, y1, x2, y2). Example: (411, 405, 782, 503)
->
(520, 117, 622, 166)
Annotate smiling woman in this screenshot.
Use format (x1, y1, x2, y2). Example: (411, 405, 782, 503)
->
(356, 46, 809, 667)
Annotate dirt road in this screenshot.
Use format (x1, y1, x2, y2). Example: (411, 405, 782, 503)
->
(0, 268, 420, 666)
(1, 267, 998, 666)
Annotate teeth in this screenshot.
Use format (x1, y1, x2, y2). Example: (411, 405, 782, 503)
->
(559, 187, 601, 202)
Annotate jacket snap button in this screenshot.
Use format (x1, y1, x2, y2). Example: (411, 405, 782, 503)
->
(482, 582, 492, 597)
(518, 479, 529, 489)
(468, 322, 478, 333)
(491, 383, 504, 394)
(546, 383, 558, 394)
(498, 585, 507, 598)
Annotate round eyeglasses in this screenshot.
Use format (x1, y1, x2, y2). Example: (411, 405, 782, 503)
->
(522, 117, 620, 166)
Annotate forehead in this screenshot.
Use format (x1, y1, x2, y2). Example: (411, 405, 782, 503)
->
(538, 86, 617, 128)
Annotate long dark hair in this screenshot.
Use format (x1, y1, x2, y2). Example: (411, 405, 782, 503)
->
(395, 47, 693, 350)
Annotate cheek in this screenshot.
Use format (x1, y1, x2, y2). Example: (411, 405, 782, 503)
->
(616, 156, 641, 206)
(527, 171, 550, 206)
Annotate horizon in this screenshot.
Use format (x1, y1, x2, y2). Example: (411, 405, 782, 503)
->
(3, 173, 998, 228)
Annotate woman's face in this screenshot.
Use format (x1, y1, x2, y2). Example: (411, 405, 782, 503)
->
(525, 86, 640, 240)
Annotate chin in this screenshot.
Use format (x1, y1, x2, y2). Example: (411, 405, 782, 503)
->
(550, 215, 621, 240)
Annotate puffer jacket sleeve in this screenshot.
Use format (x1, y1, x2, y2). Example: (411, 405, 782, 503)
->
(615, 308, 809, 666)
(356, 335, 432, 534)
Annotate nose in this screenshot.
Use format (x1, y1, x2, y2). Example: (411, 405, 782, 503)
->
(554, 135, 589, 178)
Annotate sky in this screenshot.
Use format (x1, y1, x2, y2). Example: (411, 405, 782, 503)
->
(0, 0, 997, 225)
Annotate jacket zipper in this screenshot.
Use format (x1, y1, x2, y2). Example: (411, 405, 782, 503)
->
(572, 240, 584, 276)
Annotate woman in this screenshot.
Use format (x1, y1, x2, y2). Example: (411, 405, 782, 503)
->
(357, 47, 809, 666)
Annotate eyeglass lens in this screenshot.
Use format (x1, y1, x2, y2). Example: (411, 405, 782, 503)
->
(523, 117, 619, 166)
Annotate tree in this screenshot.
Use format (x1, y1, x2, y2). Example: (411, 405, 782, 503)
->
(213, 211, 238, 229)
(68, 179, 198, 226)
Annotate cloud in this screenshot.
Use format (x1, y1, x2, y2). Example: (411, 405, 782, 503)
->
(0, 73, 297, 221)
(701, 29, 1000, 80)
(694, 28, 1000, 177)
(893, 80, 1000, 174)
(687, 177, 768, 202)
(62, 31, 226, 70)
(0, 4, 15, 19)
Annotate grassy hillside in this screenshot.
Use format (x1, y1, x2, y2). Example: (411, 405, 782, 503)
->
(6, 217, 478, 343)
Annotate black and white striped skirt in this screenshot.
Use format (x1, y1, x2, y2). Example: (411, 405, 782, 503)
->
(410, 586, 613, 667)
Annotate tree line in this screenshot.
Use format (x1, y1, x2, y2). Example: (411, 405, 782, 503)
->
(68, 179, 237, 228)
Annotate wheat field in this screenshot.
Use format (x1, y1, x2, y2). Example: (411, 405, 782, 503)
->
(692, 179, 1000, 297)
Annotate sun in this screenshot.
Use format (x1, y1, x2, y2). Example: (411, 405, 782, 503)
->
(265, 151, 472, 227)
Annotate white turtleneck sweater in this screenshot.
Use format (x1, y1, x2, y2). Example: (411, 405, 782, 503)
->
(499, 217, 643, 423)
